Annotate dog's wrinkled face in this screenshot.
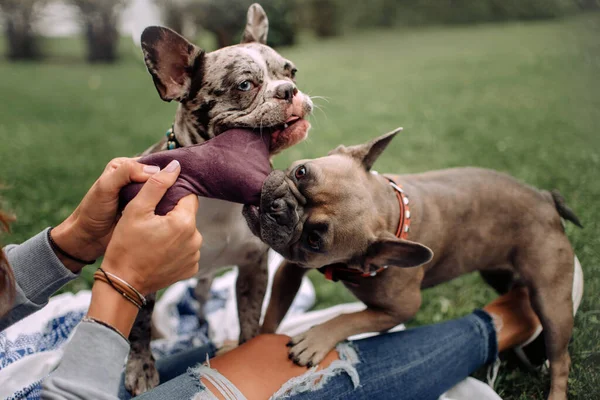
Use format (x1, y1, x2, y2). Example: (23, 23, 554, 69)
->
(141, 4, 312, 153)
(243, 129, 433, 272)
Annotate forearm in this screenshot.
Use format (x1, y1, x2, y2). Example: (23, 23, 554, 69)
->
(41, 319, 130, 400)
(87, 279, 140, 338)
(42, 279, 139, 399)
(1, 229, 79, 330)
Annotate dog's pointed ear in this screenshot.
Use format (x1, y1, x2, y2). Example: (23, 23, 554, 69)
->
(328, 127, 402, 171)
(141, 26, 205, 102)
(241, 3, 269, 44)
(365, 235, 433, 269)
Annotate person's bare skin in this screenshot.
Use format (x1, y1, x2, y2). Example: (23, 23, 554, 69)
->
(202, 287, 540, 400)
(203, 335, 339, 400)
(49, 158, 202, 338)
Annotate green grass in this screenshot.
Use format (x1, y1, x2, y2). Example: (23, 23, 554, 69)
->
(1, 14, 599, 399)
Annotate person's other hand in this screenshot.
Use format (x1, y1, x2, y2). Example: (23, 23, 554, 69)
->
(51, 158, 160, 269)
(101, 160, 202, 295)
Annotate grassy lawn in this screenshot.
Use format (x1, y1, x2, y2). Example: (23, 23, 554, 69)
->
(1, 14, 599, 399)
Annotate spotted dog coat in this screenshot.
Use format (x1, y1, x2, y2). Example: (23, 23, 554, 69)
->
(125, 4, 313, 395)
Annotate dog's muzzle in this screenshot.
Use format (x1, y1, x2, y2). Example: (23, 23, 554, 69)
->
(243, 170, 303, 251)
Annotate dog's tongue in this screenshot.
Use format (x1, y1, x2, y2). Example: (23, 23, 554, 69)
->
(119, 128, 271, 215)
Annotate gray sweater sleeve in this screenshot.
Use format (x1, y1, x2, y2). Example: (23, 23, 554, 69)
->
(0, 228, 79, 330)
(41, 320, 129, 400)
(2, 230, 129, 399)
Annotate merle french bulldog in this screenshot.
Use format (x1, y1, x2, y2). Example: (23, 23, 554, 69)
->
(125, 4, 313, 394)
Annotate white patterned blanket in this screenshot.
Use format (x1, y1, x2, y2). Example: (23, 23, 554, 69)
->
(0, 251, 499, 400)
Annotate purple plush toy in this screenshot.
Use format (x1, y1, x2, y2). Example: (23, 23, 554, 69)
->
(119, 129, 272, 215)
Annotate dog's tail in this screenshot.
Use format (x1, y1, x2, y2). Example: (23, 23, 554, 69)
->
(549, 189, 583, 228)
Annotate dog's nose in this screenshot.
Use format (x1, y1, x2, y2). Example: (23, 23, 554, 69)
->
(270, 198, 286, 212)
(274, 83, 298, 102)
(267, 197, 295, 226)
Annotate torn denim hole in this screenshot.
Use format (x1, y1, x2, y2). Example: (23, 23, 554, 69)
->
(270, 342, 361, 399)
(189, 360, 247, 400)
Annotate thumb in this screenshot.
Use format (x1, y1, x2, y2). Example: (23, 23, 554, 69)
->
(100, 158, 160, 195)
(129, 160, 181, 213)
(169, 194, 199, 217)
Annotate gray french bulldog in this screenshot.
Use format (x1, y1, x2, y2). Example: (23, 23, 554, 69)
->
(244, 129, 581, 400)
(125, 4, 313, 395)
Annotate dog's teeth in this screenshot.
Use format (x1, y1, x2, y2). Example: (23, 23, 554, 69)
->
(283, 123, 288, 129)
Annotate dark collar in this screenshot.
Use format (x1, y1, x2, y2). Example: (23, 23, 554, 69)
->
(165, 125, 182, 150)
(318, 173, 411, 284)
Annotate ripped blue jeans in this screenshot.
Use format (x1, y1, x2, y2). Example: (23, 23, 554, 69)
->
(131, 310, 497, 400)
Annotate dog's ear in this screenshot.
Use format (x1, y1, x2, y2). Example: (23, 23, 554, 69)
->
(328, 127, 402, 171)
(141, 26, 205, 102)
(364, 236, 433, 269)
(241, 3, 269, 44)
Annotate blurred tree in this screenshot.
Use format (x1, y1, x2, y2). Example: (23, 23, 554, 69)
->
(576, 0, 600, 9)
(261, 0, 297, 46)
(186, 0, 296, 48)
(187, 0, 247, 48)
(378, 0, 398, 27)
(153, 0, 189, 35)
(0, 0, 47, 60)
(307, 0, 339, 37)
(317, 0, 585, 32)
(70, 0, 129, 63)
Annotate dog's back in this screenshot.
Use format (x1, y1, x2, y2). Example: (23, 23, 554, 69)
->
(393, 167, 579, 287)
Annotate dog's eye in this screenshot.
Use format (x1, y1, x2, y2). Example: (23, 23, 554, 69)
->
(294, 165, 307, 180)
(237, 80, 254, 92)
(291, 68, 298, 79)
(306, 232, 320, 251)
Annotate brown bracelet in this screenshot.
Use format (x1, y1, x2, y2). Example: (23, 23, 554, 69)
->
(94, 273, 142, 309)
(93, 268, 146, 309)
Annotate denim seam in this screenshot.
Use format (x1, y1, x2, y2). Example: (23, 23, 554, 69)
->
(471, 309, 499, 365)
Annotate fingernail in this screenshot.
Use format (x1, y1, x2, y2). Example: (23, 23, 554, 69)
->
(164, 160, 180, 173)
(143, 165, 160, 174)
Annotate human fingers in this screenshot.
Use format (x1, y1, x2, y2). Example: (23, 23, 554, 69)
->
(127, 160, 180, 213)
(98, 158, 159, 195)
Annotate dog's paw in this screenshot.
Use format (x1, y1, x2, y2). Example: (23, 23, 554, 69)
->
(287, 328, 336, 367)
(125, 352, 159, 396)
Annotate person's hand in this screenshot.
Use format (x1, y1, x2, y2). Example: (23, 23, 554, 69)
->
(51, 158, 160, 271)
(87, 160, 201, 337)
(100, 160, 202, 295)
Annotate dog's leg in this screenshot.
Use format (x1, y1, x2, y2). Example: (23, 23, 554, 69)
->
(518, 240, 574, 400)
(194, 274, 214, 326)
(289, 287, 422, 367)
(125, 292, 159, 396)
(236, 252, 269, 344)
(261, 261, 306, 334)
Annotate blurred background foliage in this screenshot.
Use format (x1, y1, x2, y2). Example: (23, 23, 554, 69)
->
(0, 0, 599, 61)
